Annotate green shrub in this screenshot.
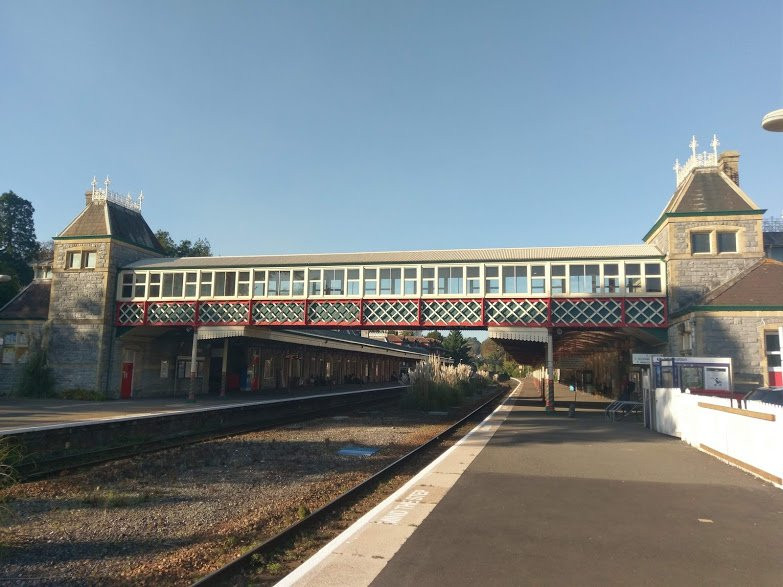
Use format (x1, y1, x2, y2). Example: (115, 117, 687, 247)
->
(16, 350, 55, 398)
(57, 388, 107, 401)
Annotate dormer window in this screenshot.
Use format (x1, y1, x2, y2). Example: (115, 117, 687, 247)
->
(66, 250, 97, 269)
(691, 233, 710, 254)
(717, 232, 737, 253)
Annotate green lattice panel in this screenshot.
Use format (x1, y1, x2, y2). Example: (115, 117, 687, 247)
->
(625, 298, 666, 326)
(363, 300, 419, 325)
(199, 302, 248, 324)
(552, 299, 622, 326)
(252, 301, 305, 324)
(422, 299, 482, 326)
(485, 299, 548, 325)
(117, 302, 144, 325)
(147, 302, 196, 325)
(308, 301, 361, 325)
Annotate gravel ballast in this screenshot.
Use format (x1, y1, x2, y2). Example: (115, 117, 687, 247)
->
(0, 408, 457, 585)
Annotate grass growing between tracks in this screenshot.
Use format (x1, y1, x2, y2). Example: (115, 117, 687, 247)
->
(401, 355, 493, 411)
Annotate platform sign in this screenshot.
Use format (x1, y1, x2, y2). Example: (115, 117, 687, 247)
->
(557, 357, 585, 369)
(632, 353, 659, 366)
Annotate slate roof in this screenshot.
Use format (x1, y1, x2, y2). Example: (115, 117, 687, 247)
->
(0, 280, 51, 320)
(701, 259, 783, 307)
(58, 200, 165, 254)
(124, 243, 664, 270)
(671, 171, 755, 213)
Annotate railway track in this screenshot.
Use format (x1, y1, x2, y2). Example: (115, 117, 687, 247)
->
(11, 386, 407, 481)
(192, 384, 511, 586)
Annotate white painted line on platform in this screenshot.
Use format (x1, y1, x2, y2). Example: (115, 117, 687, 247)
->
(276, 379, 524, 587)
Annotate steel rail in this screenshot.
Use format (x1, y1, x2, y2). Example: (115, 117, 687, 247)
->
(192, 384, 511, 586)
(13, 388, 406, 481)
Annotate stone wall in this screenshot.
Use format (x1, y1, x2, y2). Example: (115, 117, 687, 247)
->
(47, 235, 162, 395)
(663, 217, 763, 312)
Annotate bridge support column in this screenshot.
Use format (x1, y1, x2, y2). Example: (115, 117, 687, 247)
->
(220, 338, 229, 397)
(188, 327, 199, 402)
(546, 330, 555, 412)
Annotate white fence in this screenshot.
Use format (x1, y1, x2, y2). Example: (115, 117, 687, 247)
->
(652, 388, 783, 488)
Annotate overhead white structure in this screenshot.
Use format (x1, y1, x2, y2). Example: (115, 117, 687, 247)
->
(762, 108, 783, 132)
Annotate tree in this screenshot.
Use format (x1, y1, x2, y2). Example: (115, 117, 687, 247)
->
(155, 230, 212, 257)
(424, 330, 444, 343)
(479, 338, 507, 372)
(443, 330, 471, 365)
(0, 191, 39, 263)
(0, 191, 39, 305)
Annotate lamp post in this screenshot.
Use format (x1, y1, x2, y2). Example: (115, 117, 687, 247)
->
(762, 109, 783, 132)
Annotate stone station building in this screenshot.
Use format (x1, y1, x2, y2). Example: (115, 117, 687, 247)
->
(1, 140, 782, 397)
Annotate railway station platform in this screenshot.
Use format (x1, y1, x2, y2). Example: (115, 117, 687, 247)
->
(0, 384, 404, 434)
(280, 377, 783, 587)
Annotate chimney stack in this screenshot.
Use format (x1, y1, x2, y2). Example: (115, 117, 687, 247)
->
(718, 151, 740, 185)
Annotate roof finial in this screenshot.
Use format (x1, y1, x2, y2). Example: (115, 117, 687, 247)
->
(689, 135, 698, 157)
(104, 175, 111, 191)
(673, 158, 681, 174)
(710, 133, 720, 156)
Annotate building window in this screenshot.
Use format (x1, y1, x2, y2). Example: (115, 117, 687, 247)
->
(268, 270, 291, 296)
(404, 268, 417, 295)
(691, 232, 711, 254)
(437, 267, 463, 295)
(253, 270, 267, 296)
(200, 272, 213, 297)
(1, 332, 29, 365)
(308, 269, 321, 296)
(121, 273, 134, 298)
(185, 272, 198, 297)
(291, 270, 304, 296)
(531, 265, 546, 294)
(625, 263, 642, 293)
(364, 269, 377, 295)
(603, 264, 619, 293)
(324, 269, 344, 295)
(379, 268, 401, 295)
(503, 265, 528, 294)
(717, 232, 737, 253)
(569, 264, 599, 294)
(644, 263, 662, 293)
(66, 250, 97, 269)
(347, 269, 360, 296)
(766, 332, 781, 368)
(484, 266, 499, 294)
(421, 268, 435, 295)
(466, 266, 480, 295)
(551, 265, 566, 294)
(238, 271, 252, 296)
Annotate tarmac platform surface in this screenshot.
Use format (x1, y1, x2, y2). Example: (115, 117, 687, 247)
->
(280, 378, 783, 587)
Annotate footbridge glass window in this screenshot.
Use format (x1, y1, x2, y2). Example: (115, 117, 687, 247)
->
(503, 265, 527, 294)
(531, 265, 546, 294)
(148, 274, 161, 297)
(467, 266, 480, 294)
(268, 270, 291, 296)
(292, 271, 304, 296)
(364, 269, 377, 295)
(324, 269, 344, 295)
(551, 265, 566, 294)
(379, 268, 401, 295)
(625, 264, 642, 293)
(644, 264, 661, 292)
(200, 272, 213, 296)
(214, 271, 237, 297)
(185, 272, 198, 297)
(404, 268, 417, 295)
(485, 266, 499, 294)
(121, 273, 134, 298)
(309, 270, 321, 295)
(603, 264, 619, 293)
(422, 268, 435, 295)
(254, 270, 266, 296)
(162, 273, 184, 297)
(569, 264, 599, 294)
(438, 267, 463, 294)
(347, 269, 360, 295)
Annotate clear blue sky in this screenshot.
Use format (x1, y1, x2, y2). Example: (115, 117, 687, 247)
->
(1, 1, 782, 256)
